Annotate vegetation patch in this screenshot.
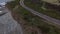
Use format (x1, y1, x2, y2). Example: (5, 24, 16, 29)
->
(6, 0, 20, 10)
(24, 0, 60, 20)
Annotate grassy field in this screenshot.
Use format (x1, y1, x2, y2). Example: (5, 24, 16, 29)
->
(6, 0, 60, 34)
(24, 0, 60, 20)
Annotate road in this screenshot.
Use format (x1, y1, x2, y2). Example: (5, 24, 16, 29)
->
(20, 0, 60, 25)
(0, 7, 23, 34)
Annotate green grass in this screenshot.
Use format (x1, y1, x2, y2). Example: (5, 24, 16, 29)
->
(24, 0, 60, 20)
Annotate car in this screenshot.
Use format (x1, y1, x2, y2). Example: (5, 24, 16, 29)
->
(0, 2, 6, 9)
(0, 2, 6, 7)
(0, 11, 7, 16)
(0, 5, 2, 9)
(0, 2, 7, 16)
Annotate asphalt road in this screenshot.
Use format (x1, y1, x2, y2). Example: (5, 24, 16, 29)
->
(20, 0, 60, 25)
(0, 7, 23, 34)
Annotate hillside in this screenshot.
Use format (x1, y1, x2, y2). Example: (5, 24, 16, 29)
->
(6, 0, 60, 34)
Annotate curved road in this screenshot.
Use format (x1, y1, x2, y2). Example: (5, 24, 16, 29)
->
(0, 7, 23, 34)
(20, 0, 60, 25)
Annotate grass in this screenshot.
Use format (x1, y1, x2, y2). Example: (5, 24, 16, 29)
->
(6, 0, 60, 34)
(24, 0, 60, 20)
